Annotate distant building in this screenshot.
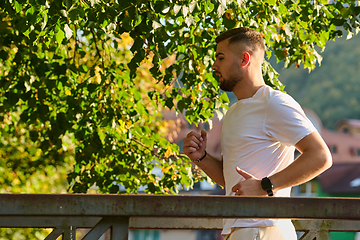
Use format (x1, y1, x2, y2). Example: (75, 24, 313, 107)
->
(337, 119, 360, 137)
(315, 117, 360, 199)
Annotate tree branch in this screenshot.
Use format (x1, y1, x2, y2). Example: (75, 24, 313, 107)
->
(90, 28, 101, 58)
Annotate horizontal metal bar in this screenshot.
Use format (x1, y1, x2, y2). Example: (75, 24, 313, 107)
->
(0, 216, 359, 233)
(0, 216, 223, 229)
(131, 218, 360, 232)
(1, 194, 360, 220)
(129, 217, 223, 230)
(0, 217, 101, 228)
(293, 220, 360, 232)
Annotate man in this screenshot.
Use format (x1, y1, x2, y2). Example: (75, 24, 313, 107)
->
(182, 27, 332, 240)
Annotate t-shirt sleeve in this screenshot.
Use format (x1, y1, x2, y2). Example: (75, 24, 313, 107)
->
(264, 92, 317, 146)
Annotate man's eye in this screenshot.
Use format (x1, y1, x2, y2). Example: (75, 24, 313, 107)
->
(219, 58, 223, 61)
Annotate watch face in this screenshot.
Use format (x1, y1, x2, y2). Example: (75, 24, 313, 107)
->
(261, 177, 272, 190)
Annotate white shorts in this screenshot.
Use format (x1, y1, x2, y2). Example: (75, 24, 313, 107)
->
(223, 220, 297, 240)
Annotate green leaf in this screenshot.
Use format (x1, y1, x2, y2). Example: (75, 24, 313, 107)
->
(264, 0, 276, 5)
(56, 29, 65, 44)
(14, 0, 23, 12)
(165, 97, 174, 109)
(220, 92, 229, 104)
(109, 184, 119, 193)
(205, 1, 214, 14)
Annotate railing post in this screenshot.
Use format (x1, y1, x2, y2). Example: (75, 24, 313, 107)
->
(111, 217, 129, 240)
(82, 217, 129, 240)
(316, 230, 329, 240)
(63, 225, 76, 240)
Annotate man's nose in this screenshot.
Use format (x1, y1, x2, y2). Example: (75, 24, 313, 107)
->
(211, 62, 217, 71)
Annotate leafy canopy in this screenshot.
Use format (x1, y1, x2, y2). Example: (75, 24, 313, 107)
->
(1, 0, 359, 194)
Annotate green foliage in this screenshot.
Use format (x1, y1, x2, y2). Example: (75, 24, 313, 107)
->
(1, 1, 359, 237)
(0, 228, 51, 240)
(1, 0, 360, 196)
(0, 109, 71, 193)
(0, 109, 70, 238)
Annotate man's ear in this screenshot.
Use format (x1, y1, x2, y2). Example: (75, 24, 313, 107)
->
(241, 52, 251, 67)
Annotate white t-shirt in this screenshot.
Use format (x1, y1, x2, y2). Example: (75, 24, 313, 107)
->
(221, 85, 316, 235)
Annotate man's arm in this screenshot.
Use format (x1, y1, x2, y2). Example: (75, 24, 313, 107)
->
(271, 131, 333, 192)
(183, 129, 225, 187)
(232, 131, 332, 196)
(196, 155, 225, 187)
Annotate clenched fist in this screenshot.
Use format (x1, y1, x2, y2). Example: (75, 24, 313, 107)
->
(182, 129, 207, 162)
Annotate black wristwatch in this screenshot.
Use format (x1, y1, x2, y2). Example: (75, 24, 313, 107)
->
(261, 177, 274, 196)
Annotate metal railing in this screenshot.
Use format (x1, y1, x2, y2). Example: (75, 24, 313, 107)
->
(1, 194, 360, 240)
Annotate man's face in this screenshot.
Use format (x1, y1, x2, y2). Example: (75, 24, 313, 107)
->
(211, 39, 243, 92)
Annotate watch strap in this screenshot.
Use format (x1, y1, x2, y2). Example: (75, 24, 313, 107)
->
(197, 150, 207, 162)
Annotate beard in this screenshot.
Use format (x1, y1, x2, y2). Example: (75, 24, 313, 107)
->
(219, 62, 243, 92)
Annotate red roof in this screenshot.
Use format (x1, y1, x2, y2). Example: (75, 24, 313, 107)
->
(337, 119, 360, 129)
(318, 163, 360, 194)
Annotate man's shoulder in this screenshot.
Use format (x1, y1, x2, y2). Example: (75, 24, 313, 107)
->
(265, 86, 298, 106)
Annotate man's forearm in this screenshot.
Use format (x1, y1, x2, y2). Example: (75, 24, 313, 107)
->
(195, 153, 225, 187)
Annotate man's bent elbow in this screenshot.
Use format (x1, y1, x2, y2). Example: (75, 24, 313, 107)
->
(320, 147, 333, 173)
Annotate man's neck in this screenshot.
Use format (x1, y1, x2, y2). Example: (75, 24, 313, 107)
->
(233, 78, 265, 101)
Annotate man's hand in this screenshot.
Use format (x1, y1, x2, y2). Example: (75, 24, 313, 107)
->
(183, 129, 225, 186)
(183, 129, 207, 162)
(232, 167, 268, 196)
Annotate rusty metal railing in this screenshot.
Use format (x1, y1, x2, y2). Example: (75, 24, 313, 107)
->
(1, 194, 360, 240)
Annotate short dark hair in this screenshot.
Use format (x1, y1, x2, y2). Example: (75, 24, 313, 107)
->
(215, 27, 265, 54)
